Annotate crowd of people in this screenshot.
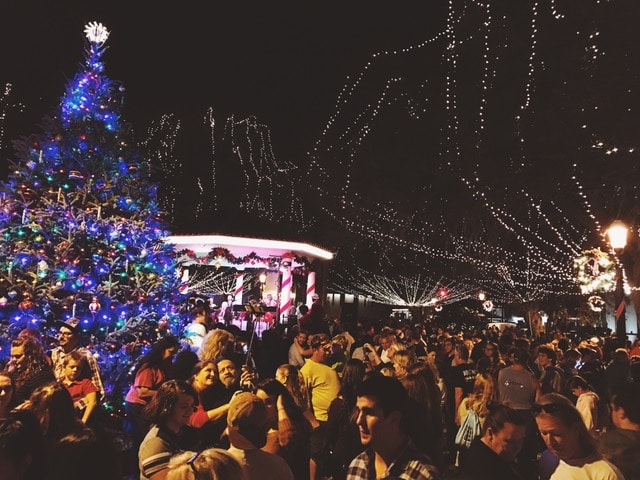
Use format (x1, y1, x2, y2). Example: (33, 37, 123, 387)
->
(1, 303, 640, 480)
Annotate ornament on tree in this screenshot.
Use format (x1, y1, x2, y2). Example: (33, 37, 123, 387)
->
(18, 292, 35, 312)
(0, 297, 8, 307)
(89, 295, 101, 317)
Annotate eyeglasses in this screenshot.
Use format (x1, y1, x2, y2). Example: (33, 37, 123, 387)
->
(187, 451, 203, 476)
(531, 403, 565, 415)
(59, 331, 75, 337)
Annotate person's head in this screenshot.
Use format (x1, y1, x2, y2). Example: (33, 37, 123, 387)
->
(454, 344, 470, 365)
(481, 403, 526, 463)
(144, 380, 198, 433)
(355, 375, 409, 450)
(294, 330, 308, 347)
(167, 448, 243, 480)
(533, 392, 597, 461)
(467, 373, 497, 417)
(0, 372, 15, 416)
(0, 412, 45, 480)
(216, 358, 239, 389)
(483, 341, 499, 360)
(56, 318, 81, 352)
(191, 361, 218, 392)
(10, 336, 48, 375)
(537, 345, 556, 367)
(442, 337, 455, 354)
(49, 427, 120, 480)
(227, 391, 269, 449)
(610, 348, 629, 365)
(393, 349, 417, 379)
(256, 377, 302, 428)
(62, 351, 89, 382)
(28, 382, 80, 441)
(172, 350, 200, 382)
(378, 332, 396, 352)
(309, 333, 332, 363)
(138, 336, 180, 374)
(609, 381, 640, 428)
(506, 346, 528, 366)
(199, 329, 235, 363)
(274, 364, 309, 411)
(562, 349, 581, 367)
(565, 375, 591, 397)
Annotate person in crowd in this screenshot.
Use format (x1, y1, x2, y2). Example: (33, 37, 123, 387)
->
(125, 336, 180, 453)
(346, 374, 440, 479)
(537, 344, 565, 395)
(60, 350, 99, 424)
(167, 448, 243, 480)
(51, 317, 105, 398)
(406, 328, 429, 361)
(288, 329, 312, 368)
(498, 347, 542, 479)
(629, 338, 640, 357)
(27, 382, 86, 450)
(9, 335, 56, 405)
(275, 363, 312, 416)
(219, 295, 236, 325)
(452, 344, 478, 426)
(578, 347, 606, 400)
(300, 333, 341, 480)
(188, 361, 230, 448)
(376, 330, 400, 365)
(0, 371, 16, 418)
(0, 410, 47, 480)
(599, 381, 640, 479)
(605, 348, 630, 399)
(183, 305, 210, 354)
(256, 377, 311, 480)
(226, 391, 294, 480)
(476, 341, 505, 382)
(217, 356, 256, 401)
(138, 380, 199, 480)
(459, 403, 527, 480)
(392, 348, 417, 381)
(199, 328, 236, 363)
(401, 368, 445, 471)
(48, 427, 122, 480)
(534, 393, 624, 479)
(326, 358, 367, 480)
(566, 375, 601, 435)
(456, 373, 498, 467)
(558, 348, 581, 380)
(171, 350, 200, 382)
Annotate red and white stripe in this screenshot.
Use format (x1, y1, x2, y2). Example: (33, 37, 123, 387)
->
(234, 273, 244, 304)
(306, 271, 316, 308)
(279, 267, 292, 323)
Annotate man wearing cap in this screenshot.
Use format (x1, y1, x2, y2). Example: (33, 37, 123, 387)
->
(50, 317, 105, 399)
(300, 333, 340, 480)
(227, 391, 294, 479)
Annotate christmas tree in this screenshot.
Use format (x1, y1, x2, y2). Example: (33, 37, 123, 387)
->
(0, 22, 181, 404)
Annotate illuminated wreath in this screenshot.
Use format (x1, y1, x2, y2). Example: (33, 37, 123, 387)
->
(482, 300, 494, 312)
(587, 295, 605, 312)
(573, 248, 616, 294)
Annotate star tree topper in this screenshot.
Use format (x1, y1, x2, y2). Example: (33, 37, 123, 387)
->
(84, 21, 110, 44)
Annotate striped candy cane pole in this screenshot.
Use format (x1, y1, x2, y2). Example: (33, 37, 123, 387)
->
(279, 266, 292, 324)
(306, 271, 316, 308)
(234, 273, 244, 304)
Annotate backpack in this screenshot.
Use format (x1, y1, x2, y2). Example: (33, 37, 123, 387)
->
(455, 409, 482, 449)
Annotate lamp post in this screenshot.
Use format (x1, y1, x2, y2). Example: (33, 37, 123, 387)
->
(606, 220, 628, 347)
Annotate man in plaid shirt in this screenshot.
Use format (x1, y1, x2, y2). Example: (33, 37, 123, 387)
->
(51, 317, 105, 399)
(346, 375, 440, 480)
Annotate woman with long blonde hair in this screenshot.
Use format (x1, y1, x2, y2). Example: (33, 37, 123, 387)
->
(198, 329, 235, 363)
(458, 372, 497, 421)
(393, 349, 418, 381)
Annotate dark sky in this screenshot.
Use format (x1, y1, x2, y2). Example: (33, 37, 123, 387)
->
(1, 2, 447, 165)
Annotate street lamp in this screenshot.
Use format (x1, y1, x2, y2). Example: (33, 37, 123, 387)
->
(606, 220, 628, 346)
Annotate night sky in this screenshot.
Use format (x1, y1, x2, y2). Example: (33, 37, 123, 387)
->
(3, 2, 640, 305)
(1, 2, 446, 167)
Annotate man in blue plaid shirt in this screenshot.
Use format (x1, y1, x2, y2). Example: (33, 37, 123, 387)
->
(346, 375, 440, 480)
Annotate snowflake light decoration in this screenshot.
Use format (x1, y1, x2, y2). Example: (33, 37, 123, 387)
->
(84, 22, 110, 44)
(574, 248, 616, 294)
(482, 300, 494, 312)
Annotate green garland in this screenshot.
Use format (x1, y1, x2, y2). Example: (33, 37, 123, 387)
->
(573, 248, 616, 294)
